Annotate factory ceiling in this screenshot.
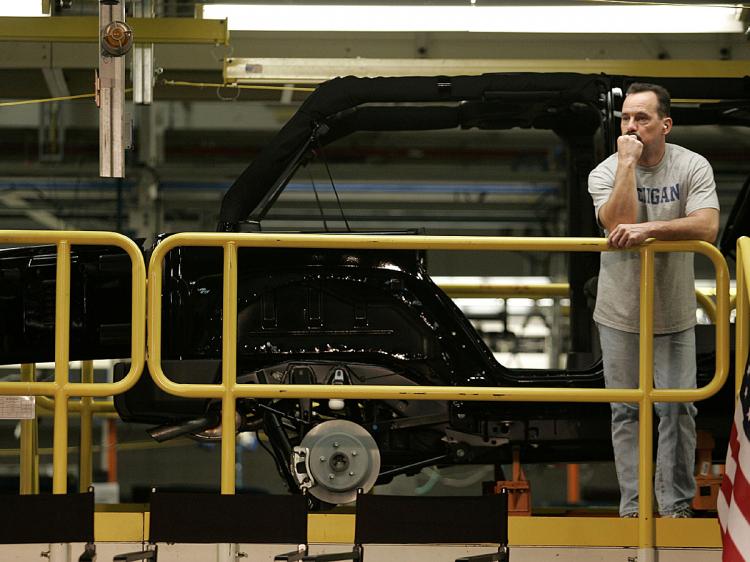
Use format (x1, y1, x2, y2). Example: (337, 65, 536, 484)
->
(0, 2, 749, 242)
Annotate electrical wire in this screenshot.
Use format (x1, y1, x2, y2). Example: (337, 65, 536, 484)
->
(308, 167, 330, 232)
(162, 80, 315, 93)
(255, 431, 293, 485)
(314, 137, 351, 232)
(0, 92, 97, 107)
(0, 82, 313, 107)
(254, 401, 312, 426)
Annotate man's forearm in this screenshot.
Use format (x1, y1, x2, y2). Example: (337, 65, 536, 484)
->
(635, 215, 718, 243)
(607, 209, 719, 249)
(600, 161, 638, 230)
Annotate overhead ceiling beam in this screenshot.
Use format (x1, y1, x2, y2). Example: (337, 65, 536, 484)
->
(0, 16, 229, 44)
(225, 57, 750, 84)
(0, 192, 75, 230)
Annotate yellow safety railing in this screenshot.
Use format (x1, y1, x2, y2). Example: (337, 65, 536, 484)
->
(147, 233, 729, 557)
(439, 282, 729, 323)
(0, 231, 146, 494)
(0, 231, 732, 555)
(737, 237, 750, 398)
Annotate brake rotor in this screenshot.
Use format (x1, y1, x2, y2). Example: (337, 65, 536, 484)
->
(294, 420, 380, 504)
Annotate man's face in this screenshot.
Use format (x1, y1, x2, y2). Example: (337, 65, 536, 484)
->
(620, 91, 671, 147)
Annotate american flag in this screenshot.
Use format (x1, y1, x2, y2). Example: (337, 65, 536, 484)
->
(719, 363, 750, 562)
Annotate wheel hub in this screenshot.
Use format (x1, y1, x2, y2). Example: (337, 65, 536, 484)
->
(292, 420, 380, 504)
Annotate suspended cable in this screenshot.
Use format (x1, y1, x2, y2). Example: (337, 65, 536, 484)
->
(0, 81, 313, 107)
(308, 166, 330, 232)
(0, 92, 96, 107)
(314, 137, 351, 232)
(162, 80, 315, 93)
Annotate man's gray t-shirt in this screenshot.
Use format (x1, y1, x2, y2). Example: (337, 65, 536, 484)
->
(588, 143, 719, 334)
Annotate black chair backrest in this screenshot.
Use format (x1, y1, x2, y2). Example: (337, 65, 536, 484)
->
(354, 492, 508, 545)
(149, 492, 308, 544)
(0, 491, 95, 544)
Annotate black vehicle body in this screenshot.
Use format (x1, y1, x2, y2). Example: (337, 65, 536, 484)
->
(1, 72, 749, 492)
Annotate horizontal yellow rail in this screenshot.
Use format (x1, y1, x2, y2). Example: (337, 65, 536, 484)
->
(439, 282, 727, 323)
(35, 394, 115, 413)
(440, 282, 570, 299)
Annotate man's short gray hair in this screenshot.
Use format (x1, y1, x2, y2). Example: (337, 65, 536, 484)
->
(626, 82, 671, 118)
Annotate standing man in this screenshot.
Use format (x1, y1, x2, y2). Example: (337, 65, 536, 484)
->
(588, 82, 720, 518)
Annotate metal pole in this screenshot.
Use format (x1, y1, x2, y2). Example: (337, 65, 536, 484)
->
(220, 242, 238, 494)
(637, 247, 656, 562)
(79, 360, 95, 492)
(19, 363, 39, 495)
(53, 240, 71, 495)
(736, 239, 749, 398)
(133, 0, 154, 105)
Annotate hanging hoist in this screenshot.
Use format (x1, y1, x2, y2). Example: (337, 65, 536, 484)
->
(97, 0, 133, 178)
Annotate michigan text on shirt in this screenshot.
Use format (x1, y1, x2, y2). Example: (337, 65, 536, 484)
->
(637, 184, 680, 205)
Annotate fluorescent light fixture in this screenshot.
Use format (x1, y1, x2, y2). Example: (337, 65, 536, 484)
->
(0, 0, 48, 16)
(203, 3, 744, 33)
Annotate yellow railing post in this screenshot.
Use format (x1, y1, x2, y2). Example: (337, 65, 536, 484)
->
(19, 363, 39, 495)
(79, 360, 95, 492)
(221, 242, 239, 494)
(736, 238, 749, 398)
(637, 246, 656, 562)
(52, 239, 72, 495)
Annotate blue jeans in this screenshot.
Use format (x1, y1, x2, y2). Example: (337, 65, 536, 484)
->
(597, 323, 697, 516)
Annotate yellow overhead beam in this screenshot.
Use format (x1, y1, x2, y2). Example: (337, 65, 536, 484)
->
(0, 16, 229, 44)
(225, 57, 750, 84)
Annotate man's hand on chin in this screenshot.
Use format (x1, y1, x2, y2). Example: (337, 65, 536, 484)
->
(608, 223, 651, 249)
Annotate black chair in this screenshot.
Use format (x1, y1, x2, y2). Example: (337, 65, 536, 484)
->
(114, 491, 309, 562)
(305, 489, 509, 562)
(0, 491, 97, 561)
